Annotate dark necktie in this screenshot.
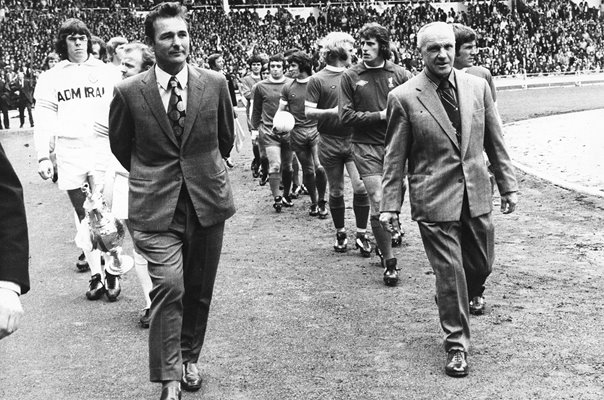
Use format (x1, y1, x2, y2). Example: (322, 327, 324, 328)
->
(167, 76, 186, 140)
(438, 79, 461, 145)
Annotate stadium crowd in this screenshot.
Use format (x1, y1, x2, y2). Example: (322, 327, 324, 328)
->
(1, 0, 604, 82)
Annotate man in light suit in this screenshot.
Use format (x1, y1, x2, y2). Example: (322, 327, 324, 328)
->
(109, 3, 235, 399)
(380, 22, 518, 377)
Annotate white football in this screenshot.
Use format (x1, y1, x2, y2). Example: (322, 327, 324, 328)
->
(272, 111, 295, 133)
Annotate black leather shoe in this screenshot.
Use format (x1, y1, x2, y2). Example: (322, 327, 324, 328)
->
(445, 350, 469, 377)
(383, 258, 399, 286)
(333, 232, 348, 253)
(86, 273, 105, 300)
(469, 296, 486, 315)
(354, 233, 372, 257)
(159, 386, 181, 400)
(273, 196, 283, 213)
(181, 362, 202, 392)
(105, 272, 121, 302)
(76, 252, 90, 272)
(139, 308, 150, 329)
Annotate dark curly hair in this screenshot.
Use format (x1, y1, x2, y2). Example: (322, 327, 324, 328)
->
(287, 51, 313, 76)
(358, 22, 391, 61)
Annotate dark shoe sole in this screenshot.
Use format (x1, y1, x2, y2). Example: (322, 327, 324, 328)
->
(445, 368, 469, 377)
(181, 381, 202, 392)
(333, 246, 348, 253)
(86, 290, 105, 301)
(469, 308, 485, 316)
(383, 276, 399, 286)
(106, 292, 120, 302)
(76, 261, 90, 272)
(354, 243, 371, 258)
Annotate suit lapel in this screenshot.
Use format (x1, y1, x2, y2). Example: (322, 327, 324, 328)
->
(455, 70, 472, 158)
(140, 68, 180, 148)
(416, 72, 460, 151)
(180, 66, 206, 146)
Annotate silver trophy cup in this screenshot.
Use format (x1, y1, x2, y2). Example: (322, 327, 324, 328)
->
(81, 183, 133, 275)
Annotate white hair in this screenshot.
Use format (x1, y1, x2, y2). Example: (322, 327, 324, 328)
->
(417, 22, 455, 51)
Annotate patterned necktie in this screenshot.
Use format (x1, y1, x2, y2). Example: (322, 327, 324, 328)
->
(438, 79, 461, 145)
(167, 76, 186, 140)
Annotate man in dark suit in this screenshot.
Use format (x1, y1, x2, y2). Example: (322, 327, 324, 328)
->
(0, 142, 30, 340)
(0, 68, 11, 129)
(15, 70, 35, 128)
(109, 3, 235, 400)
(380, 22, 518, 377)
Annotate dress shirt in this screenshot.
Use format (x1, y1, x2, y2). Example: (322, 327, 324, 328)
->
(155, 65, 188, 113)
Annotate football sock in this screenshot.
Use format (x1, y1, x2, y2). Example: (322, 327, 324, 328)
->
(282, 168, 293, 197)
(370, 214, 393, 261)
(303, 172, 317, 204)
(315, 166, 327, 201)
(329, 195, 346, 230)
(353, 193, 370, 230)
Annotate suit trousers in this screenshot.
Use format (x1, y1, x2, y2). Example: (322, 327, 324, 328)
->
(18, 101, 33, 127)
(132, 187, 225, 382)
(417, 193, 494, 352)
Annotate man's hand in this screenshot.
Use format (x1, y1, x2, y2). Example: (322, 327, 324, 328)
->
(379, 211, 399, 233)
(500, 191, 518, 214)
(0, 288, 23, 340)
(37, 158, 54, 180)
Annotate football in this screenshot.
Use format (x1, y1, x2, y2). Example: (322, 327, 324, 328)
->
(272, 111, 295, 133)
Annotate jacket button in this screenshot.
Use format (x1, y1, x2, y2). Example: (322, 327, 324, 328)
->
(458, 178, 464, 183)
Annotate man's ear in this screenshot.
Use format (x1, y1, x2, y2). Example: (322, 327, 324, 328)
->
(144, 36, 154, 49)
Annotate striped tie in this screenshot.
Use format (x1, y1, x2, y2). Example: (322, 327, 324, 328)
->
(438, 79, 461, 145)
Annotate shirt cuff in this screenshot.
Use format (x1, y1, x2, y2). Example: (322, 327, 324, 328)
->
(0, 281, 22, 295)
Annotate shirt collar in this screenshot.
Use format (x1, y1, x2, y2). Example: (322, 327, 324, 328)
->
(155, 64, 188, 90)
(296, 76, 311, 83)
(363, 61, 385, 69)
(325, 65, 346, 72)
(425, 67, 457, 90)
(268, 76, 287, 83)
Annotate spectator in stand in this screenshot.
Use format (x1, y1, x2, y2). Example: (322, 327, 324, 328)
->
(14, 70, 34, 128)
(0, 67, 11, 130)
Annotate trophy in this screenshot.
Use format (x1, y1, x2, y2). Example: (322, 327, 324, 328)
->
(78, 183, 133, 275)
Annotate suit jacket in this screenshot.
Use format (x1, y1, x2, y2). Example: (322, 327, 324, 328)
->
(16, 77, 35, 105)
(0, 142, 30, 294)
(109, 65, 235, 231)
(381, 69, 518, 222)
